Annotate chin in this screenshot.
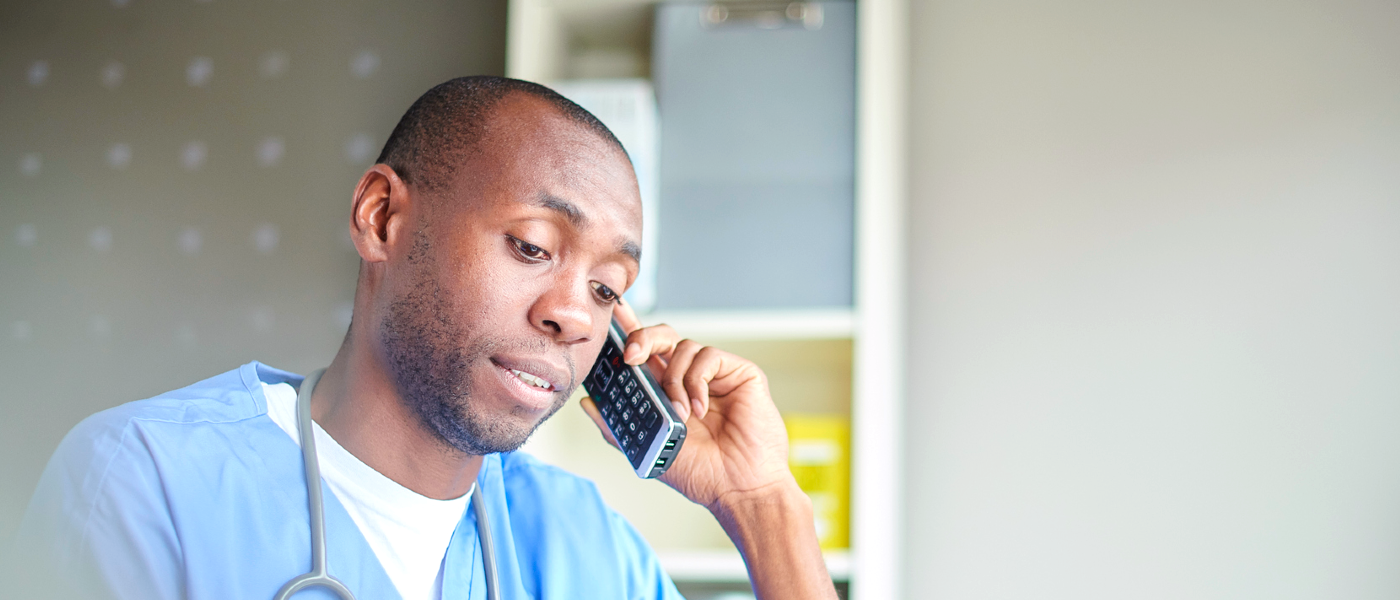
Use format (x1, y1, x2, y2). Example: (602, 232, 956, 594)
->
(443, 399, 561, 455)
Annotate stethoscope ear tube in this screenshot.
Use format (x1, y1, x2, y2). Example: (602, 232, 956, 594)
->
(272, 369, 499, 600)
(274, 368, 356, 600)
(473, 483, 500, 600)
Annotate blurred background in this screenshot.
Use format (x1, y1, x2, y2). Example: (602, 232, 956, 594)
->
(3, 0, 1399, 599)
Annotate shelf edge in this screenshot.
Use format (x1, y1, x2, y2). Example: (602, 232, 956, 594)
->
(640, 308, 855, 340)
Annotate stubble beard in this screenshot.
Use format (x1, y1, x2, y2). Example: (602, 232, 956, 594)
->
(380, 265, 575, 456)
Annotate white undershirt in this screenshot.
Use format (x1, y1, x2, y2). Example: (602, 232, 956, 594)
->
(263, 381, 472, 600)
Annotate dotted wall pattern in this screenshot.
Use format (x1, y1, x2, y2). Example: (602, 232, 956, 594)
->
(0, 0, 507, 540)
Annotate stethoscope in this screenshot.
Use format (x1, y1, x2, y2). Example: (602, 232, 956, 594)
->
(274, 369, 500, 600)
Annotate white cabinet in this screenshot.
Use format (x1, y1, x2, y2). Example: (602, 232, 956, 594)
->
(508, 1, 905, 597)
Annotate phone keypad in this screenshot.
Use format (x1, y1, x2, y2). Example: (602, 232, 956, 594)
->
(576, 327, 680, 472)
(583, 333, 681, 471)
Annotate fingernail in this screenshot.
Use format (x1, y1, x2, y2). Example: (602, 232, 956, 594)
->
(692, 398, 704, 417)
(625, 342, 641, 362)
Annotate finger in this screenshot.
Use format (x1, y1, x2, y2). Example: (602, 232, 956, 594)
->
(579, 396, 620, 450)
(613, 298, 643, 334)
(683, 346, 730, 419)
(661, 339, 704, 421)
(667, 391, 691, 423)
(645, 354, 670, 386)
(623, 323, 681, 366)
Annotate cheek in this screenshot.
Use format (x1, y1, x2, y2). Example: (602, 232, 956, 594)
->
(576, 338, 606, 368)
(444, 250, 550, 322)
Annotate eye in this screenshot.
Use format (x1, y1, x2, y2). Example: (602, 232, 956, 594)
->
(508, 235, 551, 263)
(591, 281, 619, 304)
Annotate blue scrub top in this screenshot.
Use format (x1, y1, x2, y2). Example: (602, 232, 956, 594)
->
(7, 362, 685, 600)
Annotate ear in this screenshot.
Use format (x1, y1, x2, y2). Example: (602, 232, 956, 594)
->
(349, 164, 412, 263)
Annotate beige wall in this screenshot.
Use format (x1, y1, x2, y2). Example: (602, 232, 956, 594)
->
(0, 0, 506, 541)
(904, 0, 1400, 597)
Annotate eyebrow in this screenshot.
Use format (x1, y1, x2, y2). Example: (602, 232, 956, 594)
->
(620, 240, 641, 264)
(536, 193, 586, 227)
(534, 192, 642, 265)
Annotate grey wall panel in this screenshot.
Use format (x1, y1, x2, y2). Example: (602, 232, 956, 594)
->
(905, 0, 1400, 597)
(653, 2, 856, 309)
(0, 0, 506, 542)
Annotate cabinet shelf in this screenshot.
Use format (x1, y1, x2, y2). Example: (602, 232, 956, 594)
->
(658, 549, 852, 582)
(640, 308, 855, 341)
(509, 1, 904, 596)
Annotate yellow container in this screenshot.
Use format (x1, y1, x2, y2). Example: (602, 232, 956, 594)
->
(785, 413, 850, 550)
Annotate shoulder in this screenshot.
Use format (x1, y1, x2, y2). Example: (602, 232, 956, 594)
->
(497, 450, 612, 508)
(11, 362, 303, 599)
(491, 452, 682, 598)
(73, 361, 291, 435)
(493, 451, 647, 554)
(37, 362, 296, 514)
(495, 450, 625, 530)
(59, 361, 296, 457)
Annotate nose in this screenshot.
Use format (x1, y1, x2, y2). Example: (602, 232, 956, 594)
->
(528, 272, 595, 344)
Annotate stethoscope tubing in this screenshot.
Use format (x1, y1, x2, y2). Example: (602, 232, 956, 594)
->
(274, 368, 498, 600)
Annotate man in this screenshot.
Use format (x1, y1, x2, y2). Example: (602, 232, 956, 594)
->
(5, 77, 835, 599)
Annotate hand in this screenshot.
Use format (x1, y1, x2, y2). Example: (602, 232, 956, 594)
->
(579, 300, 796, 509)
(580, 300, 837, 600)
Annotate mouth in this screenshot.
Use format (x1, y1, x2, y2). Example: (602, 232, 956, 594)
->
(488, 356, 568, 411)
(506, 368, 553, 391)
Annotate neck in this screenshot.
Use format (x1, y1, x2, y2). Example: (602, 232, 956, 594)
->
(309, 334, 483, 501)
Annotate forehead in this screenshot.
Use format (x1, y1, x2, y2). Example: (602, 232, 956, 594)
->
(445, 94, 643, 234)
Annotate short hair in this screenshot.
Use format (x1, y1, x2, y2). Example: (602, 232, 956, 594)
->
(375, 76, 627, 193)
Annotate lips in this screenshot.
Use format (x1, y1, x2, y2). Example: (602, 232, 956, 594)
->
(508, 368, 552, 390)
(489, 356, 569, 398)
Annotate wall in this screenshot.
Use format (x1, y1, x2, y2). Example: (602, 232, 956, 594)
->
(0, 0, 506, 542)
(905, 0, 1400, 597)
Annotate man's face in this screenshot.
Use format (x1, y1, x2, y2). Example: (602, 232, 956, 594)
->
(377, 95, 641, 456)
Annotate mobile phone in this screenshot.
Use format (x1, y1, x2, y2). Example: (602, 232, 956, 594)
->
(582, 319, 687, 478)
